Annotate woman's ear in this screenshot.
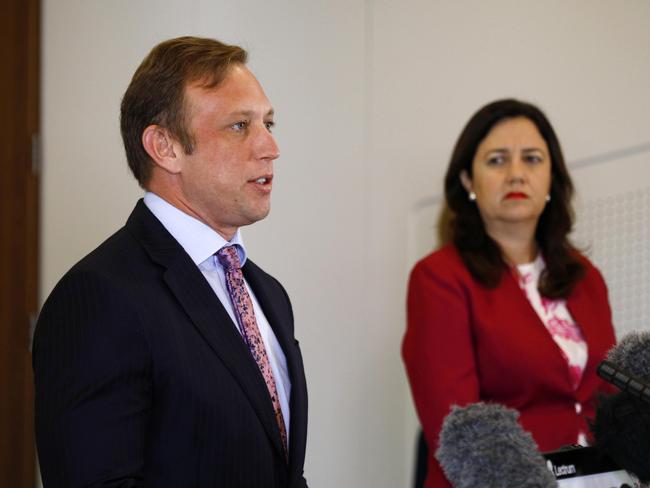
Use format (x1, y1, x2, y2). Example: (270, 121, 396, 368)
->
(142, 125, 182, 174)
(459, 169, 473, 193)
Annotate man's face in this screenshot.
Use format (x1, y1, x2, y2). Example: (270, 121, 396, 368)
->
(175, 64, 279, 239)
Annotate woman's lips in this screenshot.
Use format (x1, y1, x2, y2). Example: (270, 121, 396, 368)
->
(504, 192, 528, 200)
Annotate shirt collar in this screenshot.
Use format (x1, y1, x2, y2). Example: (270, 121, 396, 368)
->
(143, 191, 247, 266)
(516, 253, 545, 275)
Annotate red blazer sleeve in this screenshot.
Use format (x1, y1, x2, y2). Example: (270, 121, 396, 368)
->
(402, 248, 479, 487)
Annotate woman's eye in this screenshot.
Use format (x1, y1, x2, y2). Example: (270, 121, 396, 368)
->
(524, 154, 543, 164)
(487, 155, 505, 165)
(265, 121, 275, 132)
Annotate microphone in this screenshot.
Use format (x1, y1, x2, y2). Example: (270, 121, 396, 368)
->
(605, 330, 650, 379)
(592, 330, 650, 483)
(435, 402, 558, 487)
(597, 360, 650, 405)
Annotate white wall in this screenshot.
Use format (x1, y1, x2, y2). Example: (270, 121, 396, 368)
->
(41, 1, 650, 486)
(368, 1, 650, 480)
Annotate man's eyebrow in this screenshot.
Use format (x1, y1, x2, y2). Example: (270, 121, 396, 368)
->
(227, 108, 275, 118)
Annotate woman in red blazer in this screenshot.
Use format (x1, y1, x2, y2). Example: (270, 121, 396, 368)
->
(402, 99, 616, 488)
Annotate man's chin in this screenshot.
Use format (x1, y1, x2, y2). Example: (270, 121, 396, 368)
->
(240, 206, 271, 226)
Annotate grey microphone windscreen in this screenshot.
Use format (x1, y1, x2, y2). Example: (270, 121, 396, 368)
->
(436, 402, 558, 488)
(606, 329, 650, 381)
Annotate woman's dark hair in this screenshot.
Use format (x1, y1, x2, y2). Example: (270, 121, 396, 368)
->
(444, 98, 584, 298)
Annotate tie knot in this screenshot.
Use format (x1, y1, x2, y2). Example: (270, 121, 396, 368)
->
(216, 245, 241, 271)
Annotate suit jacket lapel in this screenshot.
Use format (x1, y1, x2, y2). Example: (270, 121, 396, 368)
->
(125, 200, 285, 457)
(244, 261, 309, 478)
(243, 262, 294, 365)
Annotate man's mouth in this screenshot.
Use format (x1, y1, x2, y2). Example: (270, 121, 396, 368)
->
(249, 175, 273, 186)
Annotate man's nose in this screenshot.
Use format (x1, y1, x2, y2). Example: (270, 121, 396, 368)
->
(256, 125, 280, 161)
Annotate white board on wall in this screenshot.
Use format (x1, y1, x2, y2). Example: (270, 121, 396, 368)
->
(572, 145, 650, 337)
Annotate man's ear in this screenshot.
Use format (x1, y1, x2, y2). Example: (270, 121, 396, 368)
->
(142, 125, 182, 174)
(459, 169, 473, 193)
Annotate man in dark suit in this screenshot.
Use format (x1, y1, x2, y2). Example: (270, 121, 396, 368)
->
(33, 36, 308, 488)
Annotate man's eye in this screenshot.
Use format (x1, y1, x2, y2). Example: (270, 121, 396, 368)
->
(265, 121, 275, 132)
(232, 121, 248, 131)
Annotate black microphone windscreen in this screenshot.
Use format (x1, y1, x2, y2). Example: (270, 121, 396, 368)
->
(436, 403, 558, 488)
(592, 392, 650, 483)
(593, 329, 650, 483)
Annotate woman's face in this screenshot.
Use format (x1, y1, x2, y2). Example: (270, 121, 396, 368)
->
(460, 116, 552, 234)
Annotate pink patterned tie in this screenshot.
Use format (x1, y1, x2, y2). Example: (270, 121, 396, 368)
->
(216, 246, 288, 458)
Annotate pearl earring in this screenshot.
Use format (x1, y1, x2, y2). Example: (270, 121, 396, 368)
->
(469, 191, 477, 201)
(545, 194, 551, 202)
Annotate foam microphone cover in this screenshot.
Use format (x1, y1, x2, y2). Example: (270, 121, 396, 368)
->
(592, 393, 650, 483)
(592, 330, 650, 483)
(606, 329, 650, 381)
(436, 403, 558, 488)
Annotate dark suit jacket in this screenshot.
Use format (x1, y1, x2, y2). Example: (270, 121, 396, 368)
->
(33, 200, 308, 488)
(402, 244, 616, 488)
